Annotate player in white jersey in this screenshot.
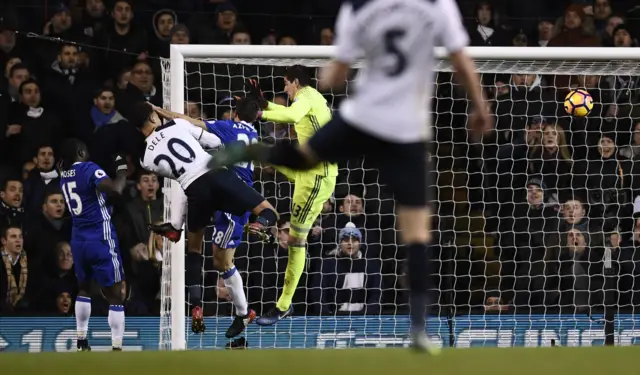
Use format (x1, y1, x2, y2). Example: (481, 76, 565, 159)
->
(129, 102, 278, 333)
(207, 0, 491, 352)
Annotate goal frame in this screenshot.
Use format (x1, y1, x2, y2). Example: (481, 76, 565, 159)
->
(164, 44, 640, 351)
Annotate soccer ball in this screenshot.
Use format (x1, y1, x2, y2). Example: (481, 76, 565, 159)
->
(564, 89, 593, 117)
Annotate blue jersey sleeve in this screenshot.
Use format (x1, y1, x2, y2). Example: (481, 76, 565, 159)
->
(85, 162, 109, 188)
(205, 120, 234, 143)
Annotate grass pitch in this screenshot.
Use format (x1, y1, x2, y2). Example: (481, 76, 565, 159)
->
(1, 347, 638, 375)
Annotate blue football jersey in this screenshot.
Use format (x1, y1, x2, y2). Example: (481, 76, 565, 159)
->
(60, 161, 116, 240)
(206, 120, 258, 186)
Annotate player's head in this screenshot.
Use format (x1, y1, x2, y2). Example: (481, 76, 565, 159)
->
(59, 138, 89, 170)
(234, 97, 261, 123)
(130, 101, 160, 136)
(283, 65, 312, 100)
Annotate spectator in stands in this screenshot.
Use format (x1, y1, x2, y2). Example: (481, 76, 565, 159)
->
(48, 241, 75, 286)
(126, 220, 162, 315)
(97, 0, 147, 82)
(149, 9, 177, 59)
(126, 171, 162, 255)
(321, 193, 382, 256)
(0, 226, 33, 314)
(53, 287, 72, 315)
(0, 178, 23, 229)
(310, 223, 381, 315)
(319, 27, 334, 45)
(116, 61, 163, 120)
(511, 29, 529, 47)
(77, 0, 109, 40)
(44, 44, 96, 142)
(537, 18, 555, 46)
(619, 120, 640, 159)
(115, 67, 131, 92)
(24, 189, 71, 274)
(21, 161, 35, 181)
(527, 123, 573, 197)
(592, 0, 614, 35)
(467, 1, 506, 47)
(500, 177, 558, 307)
(10, 79, 62, 168)
(23, 145, 59, 215)
(90, 87, 141, 177)
(89, 86, 126, 133)
(575, 132, 633, 227)
(42, 3, 74, 40)
(189, 2, 238, 44)
(557, 226, 595, 311)
(549, 4, 599, 47)
(612, 23, 637, 47)
(6, 63, 30, 104)
(170, 24, 190, 45)
(617, 216, 640, 306)
(185, 101, 204, 119)
(602, 14, 625, 46)
(278, 36, 297, 45)
(231, 29, 252, 45)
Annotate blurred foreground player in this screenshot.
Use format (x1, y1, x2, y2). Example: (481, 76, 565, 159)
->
(130, 102, 278, 334)
(208, 0, 491, 352)
(59, 139, 128, 351)
(151, 98, 269, 337)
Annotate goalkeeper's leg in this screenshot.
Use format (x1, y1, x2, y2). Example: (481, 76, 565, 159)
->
(256, 174, 335, 326)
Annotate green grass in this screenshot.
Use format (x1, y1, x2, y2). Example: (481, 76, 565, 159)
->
(1, 347, 638, 375)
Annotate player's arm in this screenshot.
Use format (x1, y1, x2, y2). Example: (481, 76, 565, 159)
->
(182, 121, 223, 149)
(260, 95, 311, 124)
(153, 106, 207, 129)
(95, 156, 127, 197)
(439, 0, 490, 131)
(319, 1, 357, 91)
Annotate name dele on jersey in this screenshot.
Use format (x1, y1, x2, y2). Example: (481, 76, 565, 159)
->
(147, 131, 167, 151)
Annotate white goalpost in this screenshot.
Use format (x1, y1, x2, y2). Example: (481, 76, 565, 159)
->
(160, 45, 640, 351)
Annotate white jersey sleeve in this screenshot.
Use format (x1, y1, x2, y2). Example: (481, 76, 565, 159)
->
(183, 121, 222, 150)
(141, 118, 213, 189)
(334, 2, 359, 64)
(437, 0, 469, 54)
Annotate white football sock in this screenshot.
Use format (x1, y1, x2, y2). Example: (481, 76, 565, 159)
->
(75, 296, 91, 339)
(222, 267, 248, 316)
(108, 305, 125, 349)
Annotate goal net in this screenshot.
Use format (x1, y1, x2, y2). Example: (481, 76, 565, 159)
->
(160, 45, 640, 350)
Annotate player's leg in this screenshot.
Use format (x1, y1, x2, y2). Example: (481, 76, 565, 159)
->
(211, 212, 256, 338)
(375, 141, 439, 354)
(93, 239, 126, 351)
(71, 239, 92, 352)
(186, 228, 206, 333)
(257, 174, 336, 326)
(208, 113, 363, 171)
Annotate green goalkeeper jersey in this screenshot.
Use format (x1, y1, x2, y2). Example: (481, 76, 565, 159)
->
(261, 86, 338, 177)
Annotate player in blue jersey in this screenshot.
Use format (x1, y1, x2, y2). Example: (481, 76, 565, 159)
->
(59, 138, 128, 352)
(151, 98, 268, 337)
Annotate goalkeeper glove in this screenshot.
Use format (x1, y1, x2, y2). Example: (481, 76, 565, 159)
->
(244, 78, 268, 109)
(114, 153, 128, 174)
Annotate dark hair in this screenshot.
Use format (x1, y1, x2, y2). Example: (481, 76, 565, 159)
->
(136, 170, 157, 183)
(235, 98, 260, 122)
(1, 225, 21, 238)
(58, 43, 78, 54)
(43, 188, 63, 204)
(94, 87, 114, 99)
(18, 78, 39, 95)
(129, 101, 154, 129)
(9, 62, 29, 78)
(113, 0, 133, 9)
(1, 177, 22, 192)
(284, 65, 311, 87)
(59, 138, 88, 170)
(36, 144, 54, 154)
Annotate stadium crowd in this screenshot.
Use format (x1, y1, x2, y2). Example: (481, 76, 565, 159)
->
(1, 0, 640, 318)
